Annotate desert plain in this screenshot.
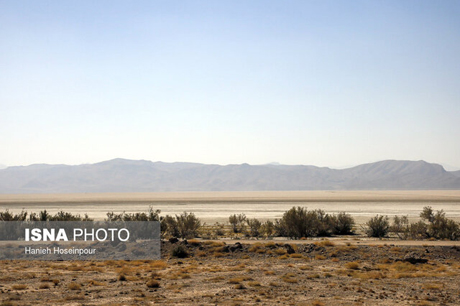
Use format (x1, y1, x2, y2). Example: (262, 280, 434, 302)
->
(1, 190, 460, 305)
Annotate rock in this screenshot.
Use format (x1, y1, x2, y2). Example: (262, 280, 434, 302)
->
(169, 237, 179, 244)
(229, 243, 243, 252)
(400, 252, 428, 264)
(283, 244, 295, 254)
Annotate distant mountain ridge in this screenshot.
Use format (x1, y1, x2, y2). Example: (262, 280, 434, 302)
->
(0, 159, 459, 193)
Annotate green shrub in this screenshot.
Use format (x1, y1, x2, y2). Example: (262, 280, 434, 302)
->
(229, 214, 247, 233)
(246, 218, 262, 238)
(330, 212, 355, 235)
(366, 215, 390, 238)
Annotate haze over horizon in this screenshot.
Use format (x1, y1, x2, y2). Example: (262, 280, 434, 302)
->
(1, 1, 459, 169)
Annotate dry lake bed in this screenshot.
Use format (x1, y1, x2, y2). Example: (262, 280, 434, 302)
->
(1, 190, 460, 224)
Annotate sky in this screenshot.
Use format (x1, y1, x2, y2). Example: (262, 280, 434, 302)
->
(1, 0, 459, 169)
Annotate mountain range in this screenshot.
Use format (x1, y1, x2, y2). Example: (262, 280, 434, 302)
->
(0, 159, 459, 193)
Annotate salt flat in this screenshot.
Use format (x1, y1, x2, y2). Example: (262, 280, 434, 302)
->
(1, 191, 460, 224)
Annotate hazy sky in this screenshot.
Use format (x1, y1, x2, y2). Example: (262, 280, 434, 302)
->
(1, 1, 459, 169)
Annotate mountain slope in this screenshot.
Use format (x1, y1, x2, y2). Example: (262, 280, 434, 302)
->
(0, 159, 459, 193)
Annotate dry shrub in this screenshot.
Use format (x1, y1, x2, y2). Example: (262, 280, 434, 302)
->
(274, 248, 287, 255)
(12, 284, 27, 290)
(281, 273, 298, 283)
(264, 270, 275, 275)
(393, 262, 418, 272)
(422, 282, 443, 290)
(315, 240, 335, 247)
(290, 253, 303, 259)
(354, 271, 386, 280)
(282, 277, 298, 283)
(196, 250, 207, 257)
(88, 280, 105, 286)
(269, 282, 279, 287)
(88, 266, 104, 273)
(150, 260, 167, 270)
(264, 242, 276, 248)
(345, 262, 359, 270)
(234, 283, 246, 289)
(213, 252, 226, 258)
(311, 301, 325, 306)
(68, 282, 81, 290)
(249, 243, 263, 252)
(179, 273, 191, 279)
(279, 255, 289, 260)
(247, 281, 261, 287)
(39, 283, 50, 289)
(146, 280, 160, 288)
(229, 263, 246, 271)
(228, 276, 252, 284)
(315, 255, 326, 260)
(171, 245, 188, 258)
(188, 239, 201, 246)
(207, 276, 225, 282)
(203, 241, 225, 247)
(65, 295, 85, 301)
(67, 265, 86, 272)
(40, 276, 51, 282)
(299, 265, 312, 271)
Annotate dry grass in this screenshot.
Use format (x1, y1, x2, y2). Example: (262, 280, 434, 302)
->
(228, 276, 253, 284)
(315, 240, 335, 247)
(68, 282, 81, 290)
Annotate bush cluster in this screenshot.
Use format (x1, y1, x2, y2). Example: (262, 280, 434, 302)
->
(0, 209, 92, 221)
(389, 206, 459, 240)
(275, 207, 355, 239)
(4, 205, 457, 241)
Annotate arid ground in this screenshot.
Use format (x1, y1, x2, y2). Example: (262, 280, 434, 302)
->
(1, 191, 460, 305)
(1, 238, 460, 305)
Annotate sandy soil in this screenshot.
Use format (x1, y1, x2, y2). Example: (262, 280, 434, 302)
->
(1, 239, 460, 305)
(2, 190, 460, 204)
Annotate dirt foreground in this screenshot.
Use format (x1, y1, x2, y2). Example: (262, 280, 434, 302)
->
(1, 239, 460, 305)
